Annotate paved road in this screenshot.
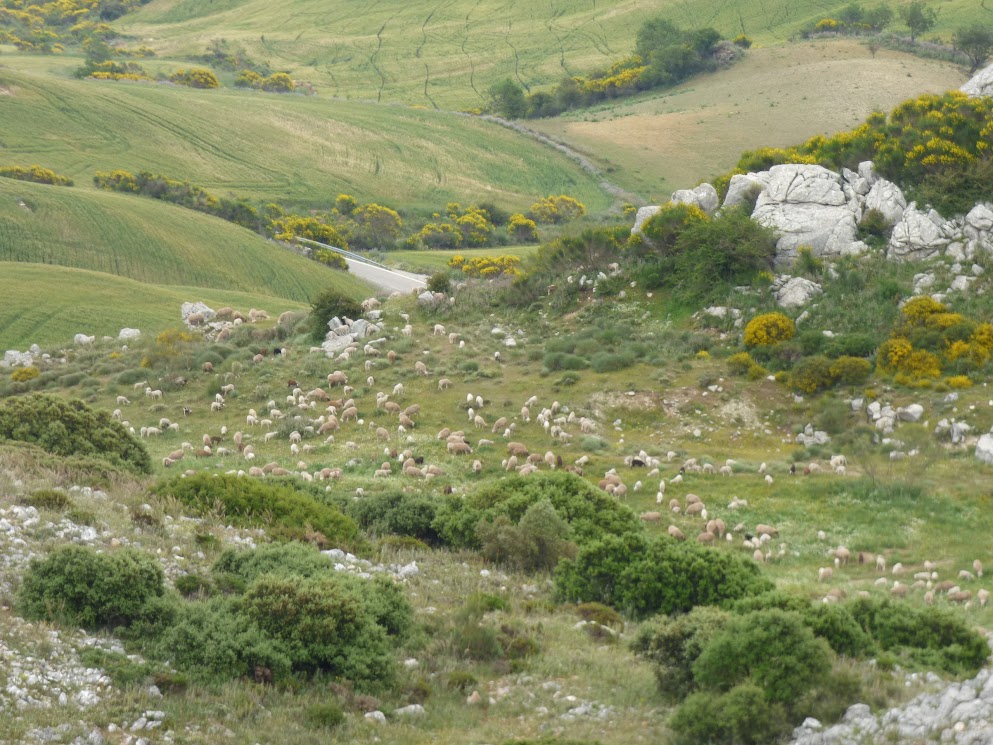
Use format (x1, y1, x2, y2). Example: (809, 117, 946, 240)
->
(344, 259, 427, 294)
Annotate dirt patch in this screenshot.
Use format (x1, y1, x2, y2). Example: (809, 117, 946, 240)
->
(589, 390, 665, 418)
(0, 86, 12, 96)
(718, 399, 762, 430)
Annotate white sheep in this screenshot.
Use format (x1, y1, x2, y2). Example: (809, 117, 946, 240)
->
(433, 324, 446, 336)
(116, 395, 131, 406)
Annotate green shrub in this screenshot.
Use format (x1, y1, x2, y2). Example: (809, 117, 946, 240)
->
(433, 472, 641, 550)
(671, 684, 789, 745)
(152, 474, 361, 548)
(304, 703, 345, 730)
(631, 606, 731, 701)
(426, 272, 451, 294)
(307, 286, 364, 342)
(590, 351, 636, 373)
(849, 597, 988, 675)
(544, 352, 589, 371)
(790, 355, 836, 394)
(823, 333, 878, 358)
(20, 489, 73, 511)
(475, 499, 577, 571)
(692, 610, 834, 706)
(0, 394, 151, 474)
(19, 545, 164, 629)
(555, 534, 771, 619)
(346, 491, 440, 544)
(78, 648, 156, 689)
(240, 574, 397, 686)
(829, 356, 872, 386)
(174, 574, 212, 597)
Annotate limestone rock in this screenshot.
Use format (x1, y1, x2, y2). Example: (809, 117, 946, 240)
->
(349, 319, 378, 339)
(630, 205, 661, 236)
(976, 434, 993, 465)
(864, 178, 907, 225)
(723, 172, 769, 209)
(118, 328, 142, 341)
(966, 203, 993, 232)
(751, 164, 865, 263)
(74, 334, 95, 346)
(774, 276, 823, 309)
(962, 62, 993, 97)
(180, 302, 215, 323)
(888, 204, 950, 261)
(897, 404, 924, 423)
(671, 182, 719, 215)
(2, 350, 33, 368)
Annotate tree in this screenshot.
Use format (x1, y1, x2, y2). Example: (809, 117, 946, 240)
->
(900, 1, 937, 41)
(864, 4, 894, 31)
(955, 24, 993, 73)
(488, 78, 527, 118)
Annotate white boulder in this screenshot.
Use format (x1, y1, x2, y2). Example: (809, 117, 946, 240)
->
(630, 206, 662, 237)
(864, 178, 907, 225)
(118, 328, 142, 341)
(671, 182, 719, 215)
(774, 276, 823, 309)
(888, 204, 949, 261)
(975, 434, 993, 465)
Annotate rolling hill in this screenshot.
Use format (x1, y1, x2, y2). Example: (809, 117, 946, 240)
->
(0, 177, 370, 299)
(0, 264, 311, 349)
(0, 64, 612, 214)
(117, 0, 992, 109)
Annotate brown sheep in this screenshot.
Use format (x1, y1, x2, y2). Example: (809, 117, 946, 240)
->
(639, 511, 661, 522)
(667, 525, 685, 540)
(697, 532, 715, 544)
(341, 406, 359, 422)
(507, 442, 529, 457)
(755, 524, 779, 537)
(448, 441, 472, 455)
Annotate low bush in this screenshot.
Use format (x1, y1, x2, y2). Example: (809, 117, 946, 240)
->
(10, 366, 40, 383)
(0, 394, 151, 474)
(20, 489, 72, 511)
(304, 703, 345, 730)
(475, 499, 577, 572)
(346, 491, 440, 544)
(152, 474, 361, 548)
(790, 355, 835, 394)
(19, 545, 164, 629)
(433, 472, 641, 551)
(744, 312, 796, 347)
(555, 534, 771, 619)
(829, 356, 872, 386)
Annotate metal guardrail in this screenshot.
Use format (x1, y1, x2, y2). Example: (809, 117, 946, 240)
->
(295, 238, 393, 271)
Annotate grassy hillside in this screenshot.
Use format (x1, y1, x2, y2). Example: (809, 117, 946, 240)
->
(119, 0, 989, 109)
(0, 264, 311, 349)
(530, 39, 967, 198)
(0, 65, 611, 213)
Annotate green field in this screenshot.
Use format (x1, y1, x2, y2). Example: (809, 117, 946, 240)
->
(385, 244, 538, 273)
(0, 65, 611, 214)
(0, 178, 372, 298)
(118, 0, 989, 109)
(0, 264, 313, 349)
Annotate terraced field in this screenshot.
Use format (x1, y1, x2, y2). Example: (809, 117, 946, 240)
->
(119, 0, 990, 109)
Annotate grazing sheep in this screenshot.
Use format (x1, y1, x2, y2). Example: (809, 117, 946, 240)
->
(667, 525, 685, 540)
(833, 546, 851, 566)
(399, 414, 415, 429)
(697, 532, 715, 544)
(433, 324, 446, 336)
(252, 354, 264, 364)
(719, 465, 733, 477)
(753, 549, 765, 563)
(959, 570, 976, 581)
(670, 474, 683, 486)
(448, 332, 459, 344)
(890, 582, 909, 598)
(764, 474, 774, 486)
(818, 567, 833, 582)
(975, 560, 984, 578)
(924, 590, 935, 606)
(473, 415, 487, 429)
(686, 502, 706, 517)
(414, 361, 429, 376)
(507, 442, 529, 457)
(876, 555, 886, 573)
(755, 524, 779, 538)
(341, 406, 359, 422)
(979, 589, 990, 607)
(949, 590, 973, 603)
(438, 378, 453, 390)
(830, 454, 848, 469)
(640, 512, 661, 522)
(472, 459, 483, 473)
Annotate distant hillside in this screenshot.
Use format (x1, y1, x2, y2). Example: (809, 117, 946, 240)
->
(0, 65, 611, 214)
(530, 40, 966, 198)
(0, 178, 372, 301)
(118, 0, 990, 109)
(0, 264, 312, 349)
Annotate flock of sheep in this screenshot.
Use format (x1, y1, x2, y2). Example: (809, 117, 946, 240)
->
(107, 298, 990, 608)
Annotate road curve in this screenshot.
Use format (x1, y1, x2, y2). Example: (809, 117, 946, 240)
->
(344, 259, 428, 294)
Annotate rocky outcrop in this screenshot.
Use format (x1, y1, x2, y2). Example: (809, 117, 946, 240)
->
(887, 204, 951, 261)
(791, 655, 993, 745)
(181, 302, 215, 324)
(630, 206, 662, 237)
(723, 172, 769, 210)
(751, 164, 868, 264)
(962, 62, 993, 98)
(864, 178, 907, 225)
(977, 434, 993, 466)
